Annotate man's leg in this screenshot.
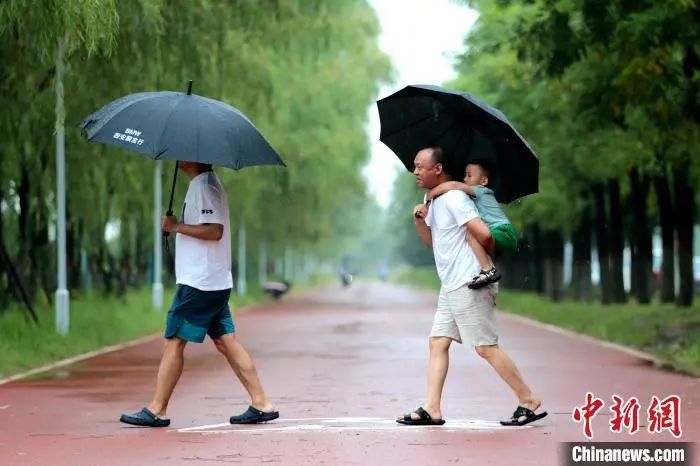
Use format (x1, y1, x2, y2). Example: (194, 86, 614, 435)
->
(212, 333, 274, 412)
(147, 337, 188, 417)
(398, 336, 452, 421)
(424, 336, 452, 419)
(474, 345, 540, 411)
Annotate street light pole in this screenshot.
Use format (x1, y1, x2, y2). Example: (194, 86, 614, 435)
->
(54, 36, 69, 334)
(153, 160, 163, 309)
(237, 225, 247, 296)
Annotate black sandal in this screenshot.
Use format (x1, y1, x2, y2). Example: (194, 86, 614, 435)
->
(500, 406, 548, 426)
(468, 267, 502, 289)
(230, 405, 280, 424)
(119, 407, 170, 427)
(396, 407, 446, 426)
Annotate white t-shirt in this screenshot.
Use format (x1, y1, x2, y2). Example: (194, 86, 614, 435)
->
(425, 190, 482, 292)
(175, 171, 233, 291)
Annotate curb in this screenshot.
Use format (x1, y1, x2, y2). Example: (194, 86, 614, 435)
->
(0, 283, 330, 386)
(0, 333, 161, 386)
(498, 311, 698, 377)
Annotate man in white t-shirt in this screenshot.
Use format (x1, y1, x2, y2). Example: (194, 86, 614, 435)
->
(120, 161, 278, 427)
(396, 147, 547, 427)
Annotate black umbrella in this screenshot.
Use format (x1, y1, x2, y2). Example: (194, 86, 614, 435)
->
(377, 84, 538, 203)
(80, 81, 286, 217)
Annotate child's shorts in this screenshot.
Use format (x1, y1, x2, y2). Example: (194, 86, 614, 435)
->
(490, 223, 518, 257)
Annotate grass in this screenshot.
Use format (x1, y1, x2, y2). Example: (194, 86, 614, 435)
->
(392, 266, 700, 377)
(0, 276, 332, 379)
(0, 287, 171, 378)
(0, 276, 335, 379)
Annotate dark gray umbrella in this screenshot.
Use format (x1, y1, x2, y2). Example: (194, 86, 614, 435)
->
(377, 84, 538, 203)
(80, 81, 285, 259)
(80, 81, 285, 216)
(81, 81, 285, 170)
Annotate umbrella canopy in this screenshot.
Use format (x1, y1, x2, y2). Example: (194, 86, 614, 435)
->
(80, 82, 286, 263)
(80, 85, 285, 170)
(377, 84, 538, 203)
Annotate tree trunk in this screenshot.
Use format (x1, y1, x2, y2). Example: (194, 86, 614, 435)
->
(29, 220, 52, 305)
(571, 202, 593, 301)
(515, 232, 530, 291)
(17, 166, 37, 301)
(673, 160, 695, 306)
(66, 209, 82, 291)
(654, 167, 675, 303)
(15, 164, 53, 305)
(608, 179, 627, 303)
(530, 224, 545, 295)
(544, 229, 564, 302)
(0, 189, 8, 311)
(593, 184, 613, 304)
(629, 168, 652, 304)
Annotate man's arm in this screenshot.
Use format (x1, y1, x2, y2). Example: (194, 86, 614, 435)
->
(413, 204, 432, 249)
(162, 215, 223, 241)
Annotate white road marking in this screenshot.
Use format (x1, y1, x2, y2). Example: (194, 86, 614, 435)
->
(174, 417, 528, 434)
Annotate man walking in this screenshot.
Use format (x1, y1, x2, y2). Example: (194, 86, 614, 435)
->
(396, 147, 546, 427)
(120, 161, 278, 427)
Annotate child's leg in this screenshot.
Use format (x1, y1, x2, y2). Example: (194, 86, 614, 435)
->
(467, 233, 492, 272)
(466, 218, 495, 257)
(466, 219, 501, 289)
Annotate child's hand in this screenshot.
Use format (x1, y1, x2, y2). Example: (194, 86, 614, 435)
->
(413, 203, 428, 219)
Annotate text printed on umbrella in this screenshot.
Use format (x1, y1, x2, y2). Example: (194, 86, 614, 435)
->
(112, 128, 144, 145)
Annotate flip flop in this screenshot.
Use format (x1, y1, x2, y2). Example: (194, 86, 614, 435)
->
(500, 406, 548, 426)
(120, 407, 170, 427)
(229, 405, 280, 424)
(396, 407, 446, 426)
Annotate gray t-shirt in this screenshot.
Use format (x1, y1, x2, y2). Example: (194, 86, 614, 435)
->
(472, 185, 510, 228)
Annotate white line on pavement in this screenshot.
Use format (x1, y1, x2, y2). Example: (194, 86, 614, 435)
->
(174, 417, 527, 434)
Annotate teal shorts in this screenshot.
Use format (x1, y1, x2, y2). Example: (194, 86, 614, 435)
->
(165, 285, 234, 343)
(490, 223, 518, 257)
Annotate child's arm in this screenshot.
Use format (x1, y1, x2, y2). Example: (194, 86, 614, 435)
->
(427, 181, 475, 200)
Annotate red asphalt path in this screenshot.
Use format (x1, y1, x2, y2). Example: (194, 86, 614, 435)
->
(1, 282, 698, 465)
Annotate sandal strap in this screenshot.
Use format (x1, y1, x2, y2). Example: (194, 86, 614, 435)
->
(511, 406, 534, 420)
(405, 407, 431, 421)
(415, 407, 430, 419)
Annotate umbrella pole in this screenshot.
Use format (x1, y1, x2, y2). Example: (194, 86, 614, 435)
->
(166, 160, 179, 217)
(162, 160, 178, 272)
(164, 80, 190, 216)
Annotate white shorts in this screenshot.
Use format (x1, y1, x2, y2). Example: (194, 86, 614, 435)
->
(430, 282, 499, 346)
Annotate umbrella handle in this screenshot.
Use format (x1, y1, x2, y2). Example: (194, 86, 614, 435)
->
(163, 161, 179, 238)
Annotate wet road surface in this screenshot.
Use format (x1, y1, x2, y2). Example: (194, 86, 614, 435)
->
(1, 282, 698, 465)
